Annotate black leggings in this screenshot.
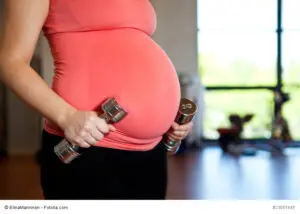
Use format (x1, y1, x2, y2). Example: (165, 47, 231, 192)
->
(39, 130, 168, 199)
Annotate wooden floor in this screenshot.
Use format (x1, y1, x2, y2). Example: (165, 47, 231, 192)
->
(1, 147, 300, 200)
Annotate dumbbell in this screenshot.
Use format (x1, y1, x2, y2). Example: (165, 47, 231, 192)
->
(54, 97, 128, 164)
(163, 98, 197, 155)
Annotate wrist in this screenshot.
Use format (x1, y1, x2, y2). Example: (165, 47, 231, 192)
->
(56, 106, 77, 130)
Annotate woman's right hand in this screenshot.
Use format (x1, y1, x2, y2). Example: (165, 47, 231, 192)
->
(60, 110, 116, 148)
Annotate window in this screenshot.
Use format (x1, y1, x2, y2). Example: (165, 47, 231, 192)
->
(198, 0, 276, 30)
(282, 32, 300, 85)
(198, 32, 276, 86)
(282, 87, 300, 140)
(204, 90, 273, 139)
(281, 0, 300, 140)
(198, 0, 277, 87)
(283, 0, 300, 30)
(198, 0, 300, 140)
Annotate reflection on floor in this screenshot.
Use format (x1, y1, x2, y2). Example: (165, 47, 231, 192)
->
(0, 155, 43, 199)
(167, 147, 300, 199)
(1, 147, 300, 200)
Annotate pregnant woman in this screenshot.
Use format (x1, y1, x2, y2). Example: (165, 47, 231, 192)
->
(0, 0, 193, 199)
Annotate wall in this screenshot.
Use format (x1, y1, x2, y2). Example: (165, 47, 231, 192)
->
(39, 35, 53, 87)
(151, 0, 199, 77)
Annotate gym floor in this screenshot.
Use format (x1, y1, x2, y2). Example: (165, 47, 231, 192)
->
(1, 146, 300, 200)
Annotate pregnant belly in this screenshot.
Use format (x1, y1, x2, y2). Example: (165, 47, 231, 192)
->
(47, 28, 181, 149)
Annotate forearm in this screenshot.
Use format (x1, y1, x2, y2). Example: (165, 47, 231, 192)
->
(0, 60, 76, 129)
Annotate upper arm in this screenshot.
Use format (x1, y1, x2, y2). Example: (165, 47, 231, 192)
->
(0, 0, 49, 64)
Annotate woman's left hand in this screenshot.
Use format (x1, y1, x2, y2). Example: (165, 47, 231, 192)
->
(166, 121, 193, 141)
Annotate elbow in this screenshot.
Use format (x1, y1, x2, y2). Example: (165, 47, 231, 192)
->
(0, 51, 11, 74)
(0, 51, 5, 71)
(0, 54, 18, 83)
(0, 54, 11, 80)
(0, 52, 26, 78)
(0, 54, 19, 85)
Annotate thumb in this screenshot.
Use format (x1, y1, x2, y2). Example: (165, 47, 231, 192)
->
(109, 125, 116, 132)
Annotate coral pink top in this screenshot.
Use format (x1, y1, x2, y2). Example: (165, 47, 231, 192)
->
(42, 0, 181, 151)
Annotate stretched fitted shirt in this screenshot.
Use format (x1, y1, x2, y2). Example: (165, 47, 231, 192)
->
(42, 0, 181, 151)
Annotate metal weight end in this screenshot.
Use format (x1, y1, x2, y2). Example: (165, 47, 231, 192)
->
(54, 139, 81, 164)
(101, 97, 128, 123)
(163, 98, 198, 155)
(175, 98, 197, 125)
(164, 139, 182, 155)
